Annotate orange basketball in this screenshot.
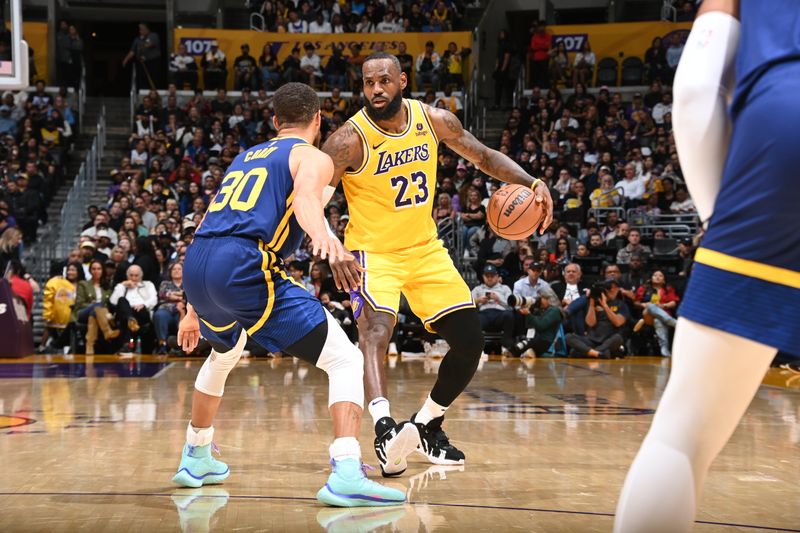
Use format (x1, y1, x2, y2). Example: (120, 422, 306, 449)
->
(486, 184, 545, 240)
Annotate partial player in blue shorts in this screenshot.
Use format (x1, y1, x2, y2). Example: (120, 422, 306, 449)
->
(615, 2, 793, 531)
(183, 236, 325, 355)
(171, 82, 404, 507)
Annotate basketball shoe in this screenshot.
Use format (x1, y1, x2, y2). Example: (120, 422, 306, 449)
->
(316, 458, 406, 507)
(373, 417, 422, 477)
(172, 443, 230, 488)
(171, 488, 229, 531)
(316, 506, 407, 532)
(411, 414, 465, 465)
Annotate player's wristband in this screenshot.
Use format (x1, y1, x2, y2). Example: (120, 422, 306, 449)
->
(530, 178, 543, 191)
(324, 218, 336, 238)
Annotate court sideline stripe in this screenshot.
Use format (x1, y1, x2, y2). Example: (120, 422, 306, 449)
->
(0, 491, 796, 531)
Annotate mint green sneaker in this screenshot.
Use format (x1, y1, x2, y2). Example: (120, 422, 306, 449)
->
(316, 458, 406, 507)
(172, 443, 230, 488)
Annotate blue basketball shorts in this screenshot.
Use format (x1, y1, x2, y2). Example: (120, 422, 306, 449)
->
(183, 235, 325, 353)
(679, 62, 800, 352)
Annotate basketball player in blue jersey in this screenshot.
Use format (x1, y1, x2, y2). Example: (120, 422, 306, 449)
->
(320, 53, 554, 476)
(171, 83, 405, 507)
(615, 1, 800, 530)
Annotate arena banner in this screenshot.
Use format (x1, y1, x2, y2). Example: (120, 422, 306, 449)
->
(174, 28, 472, 90)
(23, 22, 48, 84)
(548, 21, 692, 64)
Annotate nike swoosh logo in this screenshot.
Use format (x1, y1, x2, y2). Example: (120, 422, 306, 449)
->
(372, 140, 387, 150)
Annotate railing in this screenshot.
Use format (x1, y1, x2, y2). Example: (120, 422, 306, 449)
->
(626, 209, 699, 231)
(29, 106, 107, 281)
(588, 205, 626, 225)
(130, 61, 137, 130)
(465, 63, 479, 133)
(661, 0, 677, 21)
(513, 63, 526, 108)
(250, 12, 265, 31)
(78, 62, 86, 134)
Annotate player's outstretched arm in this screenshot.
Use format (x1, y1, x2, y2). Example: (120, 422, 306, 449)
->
(178, 303, 200, 353)
(292, 146, 348, 259)
(292, 145, 361, 292)
(428, 106, 554, 232)
(320, 121, 364, 187)
(672, 0, 739, 226)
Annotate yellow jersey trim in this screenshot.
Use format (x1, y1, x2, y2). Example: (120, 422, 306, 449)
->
(266, 191, 295, 250)
(694, 247, 800, 289)
(272, 135, 307, 142)
(418, 101, 439, 145)
(201, 319, 237, 332)
(277, 269, 307, 290)
(344, 120, 370, 177)
(247, 242, 277, 336)
(359, 99, 413, 138)
(289, 142, 314, 151)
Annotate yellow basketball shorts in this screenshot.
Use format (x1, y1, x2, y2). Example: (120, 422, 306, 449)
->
(350, 239, 475, 332)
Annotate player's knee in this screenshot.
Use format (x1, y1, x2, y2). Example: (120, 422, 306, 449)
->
(358, 313, 394, 354)
(316, 312, 364, 407)
(435, 309, 484, 362)
(194, 330, 247, 397)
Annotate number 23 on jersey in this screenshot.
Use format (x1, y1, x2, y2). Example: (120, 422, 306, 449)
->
(391, 170, 429, 209)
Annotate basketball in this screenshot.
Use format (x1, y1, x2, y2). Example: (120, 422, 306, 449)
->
(486, 184, 545, 240)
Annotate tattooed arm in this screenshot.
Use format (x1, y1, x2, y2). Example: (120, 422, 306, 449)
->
(319, 121, 366, 292)
(426, 105, 554, 231)
(321, 121, 364, 188)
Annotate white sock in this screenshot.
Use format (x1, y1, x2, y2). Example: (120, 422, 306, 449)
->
(414, 395, 448, 426)
(186, 423, 214, 447)
(329, 436, 361, 462)
(614, 318, 775, 533)
(368, 397, 391, 424)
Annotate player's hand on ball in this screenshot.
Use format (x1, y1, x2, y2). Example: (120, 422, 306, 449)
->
(178, 310, 201, 353)
(533, 180, 554, 234)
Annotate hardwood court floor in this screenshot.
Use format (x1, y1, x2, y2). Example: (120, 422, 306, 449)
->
(0, 354, 798, 532)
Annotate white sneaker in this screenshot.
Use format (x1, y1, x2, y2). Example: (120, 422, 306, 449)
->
(388, 342, 398, 356)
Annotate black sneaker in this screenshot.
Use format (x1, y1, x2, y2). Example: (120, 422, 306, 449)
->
(373, 417, 422, 478)
(411, 414, 465, 465)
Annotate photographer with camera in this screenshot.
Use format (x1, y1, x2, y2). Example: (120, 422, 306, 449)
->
(565, 278, 631, 358)
(471, 264, 515, 353)
(511, 260, 551, 335)
(508, 287, 563, 357)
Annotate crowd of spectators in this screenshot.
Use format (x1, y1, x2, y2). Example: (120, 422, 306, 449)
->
(169, 38, 470, 93)
(247, 0, 468, 33)
(523, 2, 696, 91)
(0, 80, 76, 280)
(459, 71, 704, 357)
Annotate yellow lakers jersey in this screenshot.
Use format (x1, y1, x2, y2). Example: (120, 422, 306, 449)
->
(343, 98, 439, 252)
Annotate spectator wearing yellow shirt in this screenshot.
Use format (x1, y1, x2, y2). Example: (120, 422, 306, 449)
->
(442, 42, 470, 89)
(589, 174, 622, 207)
(40, 262, 81, 353)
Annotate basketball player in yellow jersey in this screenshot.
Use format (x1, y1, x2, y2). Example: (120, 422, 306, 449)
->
(321, 53, 554, 476)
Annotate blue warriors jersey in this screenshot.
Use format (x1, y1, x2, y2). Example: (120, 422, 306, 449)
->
(732, 0, 800, 114)
(195, 136, 311, 258)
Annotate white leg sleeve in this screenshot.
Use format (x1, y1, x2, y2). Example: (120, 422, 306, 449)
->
(614, 318, 776, 533)
(194, 329, 248, 397)
(672, 11, 740, 226)
(315, 309, 365, 408)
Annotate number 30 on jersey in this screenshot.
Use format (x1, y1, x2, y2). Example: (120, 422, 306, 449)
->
(391, 170, 429, 209)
